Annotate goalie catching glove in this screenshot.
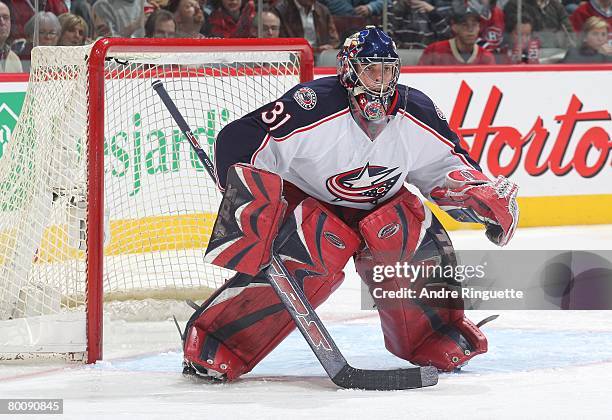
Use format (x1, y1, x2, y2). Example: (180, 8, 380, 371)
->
(430, 169, 519, 246)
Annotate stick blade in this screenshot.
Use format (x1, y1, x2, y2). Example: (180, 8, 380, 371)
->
(331, 365, 438, 391)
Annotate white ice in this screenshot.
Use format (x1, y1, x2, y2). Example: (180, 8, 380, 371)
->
(1, 225, 612, 419)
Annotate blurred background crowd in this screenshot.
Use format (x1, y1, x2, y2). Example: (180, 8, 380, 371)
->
(0, 0, 610, 72)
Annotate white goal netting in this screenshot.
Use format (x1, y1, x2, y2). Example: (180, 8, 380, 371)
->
(0, 41, 306, 359)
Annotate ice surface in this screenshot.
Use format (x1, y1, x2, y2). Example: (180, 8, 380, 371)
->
(1, 225, 612, 419)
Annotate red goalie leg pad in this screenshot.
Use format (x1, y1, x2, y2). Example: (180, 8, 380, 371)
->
(183, 198, 360, 381)
(183, 317, 246, 380)
(205, 163, 287, 276)
(356, 198, 488, 371)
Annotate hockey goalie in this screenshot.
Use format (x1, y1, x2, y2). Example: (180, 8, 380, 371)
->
(181, 26, 519, 382)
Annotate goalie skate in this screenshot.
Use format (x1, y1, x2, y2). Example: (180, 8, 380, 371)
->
(182, 361, 228, 382)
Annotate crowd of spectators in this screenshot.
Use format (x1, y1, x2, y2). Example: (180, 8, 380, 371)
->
(0, 0, 610, 72)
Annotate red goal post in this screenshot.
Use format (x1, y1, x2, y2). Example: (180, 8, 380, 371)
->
(0, 38, 314, 363)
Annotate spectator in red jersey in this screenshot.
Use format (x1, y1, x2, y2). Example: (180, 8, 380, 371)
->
(274, 0, 339, 53)
(0, 1, 22, 73)
(58, 13, 89, 46)
(419, 5, 496, 64)
(145, 8, 177, 37)
(208, 0, 254, 37)
(466, 0, 506, 52)
(497, 12, 541, 63)
(570, 0, 611, 42)
(563, 15, 612, 61)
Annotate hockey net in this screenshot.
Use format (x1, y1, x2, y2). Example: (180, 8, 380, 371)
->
(0, 38, 313, 362)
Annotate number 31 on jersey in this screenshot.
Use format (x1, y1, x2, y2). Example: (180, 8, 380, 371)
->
(262, 102, 291, 131)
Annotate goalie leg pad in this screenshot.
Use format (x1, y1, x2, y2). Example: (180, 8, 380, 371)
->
(183, 198, 360, 381)
(356, 202, 488, 371)
(205, 163, 287, 276)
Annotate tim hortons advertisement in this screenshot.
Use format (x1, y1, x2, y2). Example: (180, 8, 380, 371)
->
(398, 70, 611, 198)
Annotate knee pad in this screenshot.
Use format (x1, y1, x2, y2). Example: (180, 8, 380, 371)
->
(182, 198, 360, 381)
(358, 188, 429, 266)
(355, 189, 488, 370)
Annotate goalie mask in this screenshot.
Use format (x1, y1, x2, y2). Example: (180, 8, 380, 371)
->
(337, 26, 400, 121)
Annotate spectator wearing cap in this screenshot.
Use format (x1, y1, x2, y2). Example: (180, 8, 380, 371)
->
(251, 5, 281, 37)
(0, 1, 21, 72)
(208, 0, 254, 37)
(570, 0, 612, 43)
(419, 6, 496, 64)
(274, 0, 339, 53)
(563, 15, 612, 62)
(387, 0, 452, 49)
(92, 0, 146, 38)
(497, 12, 541, 63)
(58, 13, 89, 45)
(145, 9, 177, 37)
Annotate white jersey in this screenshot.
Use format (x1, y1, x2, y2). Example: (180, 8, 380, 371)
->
(215, 76, 478, 210)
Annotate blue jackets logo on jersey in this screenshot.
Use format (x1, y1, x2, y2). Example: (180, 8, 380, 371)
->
(293, 87, 317, 110)
(326, 163, 401, 204)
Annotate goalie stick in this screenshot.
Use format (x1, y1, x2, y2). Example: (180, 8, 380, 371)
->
(152, 80, 438, 391)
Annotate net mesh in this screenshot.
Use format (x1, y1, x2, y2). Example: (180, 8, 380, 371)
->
(0, 43, 302, 354)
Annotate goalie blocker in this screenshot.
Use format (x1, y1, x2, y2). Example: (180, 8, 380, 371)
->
(204, 163, 287, 276)
(184, 165, 489, 380)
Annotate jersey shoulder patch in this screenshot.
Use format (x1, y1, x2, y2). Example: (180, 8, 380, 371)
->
(293, 86, 317, 110)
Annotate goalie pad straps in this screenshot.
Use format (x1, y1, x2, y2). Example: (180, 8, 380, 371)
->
(430, 169, 519, 247)
(205, 164, 287, 276)
(184, 198, 360, 381)
(356, 189, 487, 371)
